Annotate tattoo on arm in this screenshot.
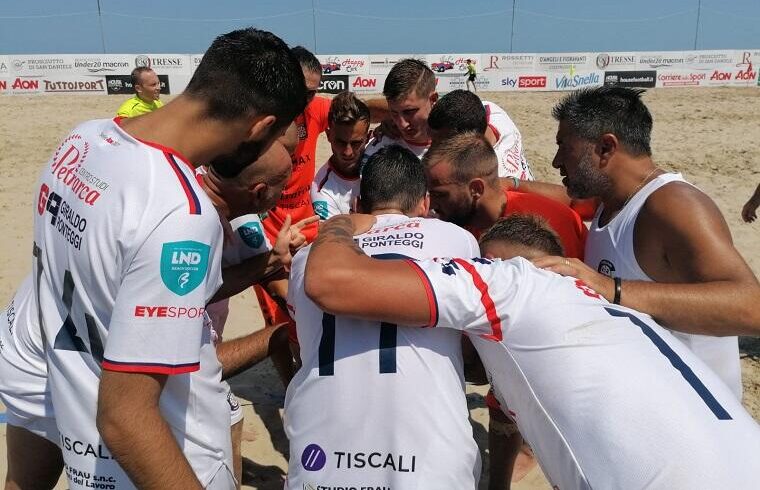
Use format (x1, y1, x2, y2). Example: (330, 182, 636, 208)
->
(311, 216, 364, 256)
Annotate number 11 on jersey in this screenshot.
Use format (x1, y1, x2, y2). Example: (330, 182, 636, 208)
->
(318, 313, 398, 376)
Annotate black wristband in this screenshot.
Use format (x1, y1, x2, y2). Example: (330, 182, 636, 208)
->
(613, 277, 622, 305)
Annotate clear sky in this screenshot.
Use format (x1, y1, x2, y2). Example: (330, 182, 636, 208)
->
(1, 0, 758, 55)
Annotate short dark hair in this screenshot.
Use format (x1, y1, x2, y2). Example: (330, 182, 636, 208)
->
(130, 66, 153, 87)
(428, 89, 487, 134)
(552, 86, 653, 156)
(479, 215, 564, 257)
(291, 45, 322, 75)
(360, 145, 427, 213)
(383, 59, 436, 102)
(423, 131, 498, 185)
(185, 28, 307, 125)
(328, 91, 370, 127)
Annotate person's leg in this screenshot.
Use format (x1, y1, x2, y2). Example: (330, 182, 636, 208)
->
(486, 395, 521, 490)
(230, 419, 243, 490)
(5, 424, 63, 490)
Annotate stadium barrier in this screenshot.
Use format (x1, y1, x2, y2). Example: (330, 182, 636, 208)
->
(0, 50, 757, 96)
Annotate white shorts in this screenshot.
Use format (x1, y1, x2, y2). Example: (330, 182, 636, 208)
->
(225, 382, 243, 426)
(0, 337, 58, 444)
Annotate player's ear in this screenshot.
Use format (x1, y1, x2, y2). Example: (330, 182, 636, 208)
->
(415, 194, 431, 217)
(429, 92, 439, 105)
(468, 178, 485, 199)
(247, 115, 277, 141)
(598, 133, 618, 169)
(249, 182, 267, 207)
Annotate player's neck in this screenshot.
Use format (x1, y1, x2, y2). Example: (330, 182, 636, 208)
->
(483, 127, 498, 146)
(369, 208, 406, 216)
(119, 96, 248, 166)
(601, 157, 660, 214)
(471, 186, 504, 231)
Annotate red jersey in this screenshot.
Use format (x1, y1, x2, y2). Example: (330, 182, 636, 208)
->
(469, 189, 588, 260)
(263, 96, 331, 242)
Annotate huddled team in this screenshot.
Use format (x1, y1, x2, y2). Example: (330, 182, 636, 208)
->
(1, 27, 760, 490)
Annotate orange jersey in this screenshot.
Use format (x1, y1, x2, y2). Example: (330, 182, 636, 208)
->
(263, 96, 331, 242)
(469, 189, 588, 260)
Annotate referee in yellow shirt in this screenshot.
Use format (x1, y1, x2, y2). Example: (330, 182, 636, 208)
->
(116, 67, 164, 117)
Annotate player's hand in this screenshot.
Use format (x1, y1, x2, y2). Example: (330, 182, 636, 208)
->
(288, 215, 319, 252)
(271, 215, 295, 272)
(532, 256, 615, 302)
(370, 119, 401, 144)
(741, 199, 758, 223)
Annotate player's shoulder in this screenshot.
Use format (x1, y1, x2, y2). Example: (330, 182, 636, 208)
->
(641, 177, 723, 231)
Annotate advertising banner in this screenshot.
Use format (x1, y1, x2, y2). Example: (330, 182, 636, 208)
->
(603, 70, 657, 88)
(0, 55, 9, 76)
(436, 70, 501, 92)
(39, 75, 108, 95)
(368, 54, 426, 75)
(535, 53, 593, 72)
(348, 75, 385, 94)
(317, 55, 369, 75)
(550, 70, 603, 91)
(131, 54, 191, 75)
(480, 53, 535, 72)
(105, 74, 170, 95)
(71, 55, 132, 75)
(594, 52, 638, 71)
(318, 75, 350, 94)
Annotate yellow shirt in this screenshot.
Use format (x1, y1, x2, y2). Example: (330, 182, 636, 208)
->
(116, 96, 164, 117)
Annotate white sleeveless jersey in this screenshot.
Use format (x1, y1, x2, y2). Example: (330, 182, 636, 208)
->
(33, 118, 231, 488)
(483, 101, 534, 180)
(310, 161, 360, 220)
(584, 172, 742, 399)
(412, 256, 760, 490)
(285, 215, 481, 490)
(0, 275, 57, 441)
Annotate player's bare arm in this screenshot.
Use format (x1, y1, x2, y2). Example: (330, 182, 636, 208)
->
(741, 183, 760, 223)
(536, 183, 760, 335)
(217, 323, 289, 379)
(210, 215, 318, 303)
(304, 214, 430, 326)
(97, 371, 202, 489)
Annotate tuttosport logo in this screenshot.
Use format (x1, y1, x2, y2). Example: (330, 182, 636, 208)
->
(43, 79, 105, 93)
(554, 72, 600, 89)
(518, 76, 546, 88)
(133, 305, 206, 318)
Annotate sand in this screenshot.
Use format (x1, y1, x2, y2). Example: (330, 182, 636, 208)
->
(0, 88, 758, 489)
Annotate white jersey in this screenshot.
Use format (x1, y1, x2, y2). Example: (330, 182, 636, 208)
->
(33, 118, 231, 488)
(412, 257, 760, 490)
(0, 275, 57, 442)
(585, 172, 742, 399)
(310, 160, 360, 220)
(483, 101, 534, 180)
(285, 215, 481, 490)
(362, 135, 429, 164)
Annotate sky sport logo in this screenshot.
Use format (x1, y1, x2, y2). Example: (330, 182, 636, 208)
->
(302, 444, 327, 471)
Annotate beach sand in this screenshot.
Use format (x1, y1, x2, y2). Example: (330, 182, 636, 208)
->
(0, 88, 758, 489)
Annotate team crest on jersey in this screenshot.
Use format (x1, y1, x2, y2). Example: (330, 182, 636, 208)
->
(598, 259, 616, 277)
(237, 221, 265, 249)
(160, 241, 210, 296)
(313, 201, 329, 220)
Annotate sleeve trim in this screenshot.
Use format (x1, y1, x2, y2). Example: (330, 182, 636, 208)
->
(403, 260, 439, 328)
(452, 258, 503, 341)
(102, 358, 200, 375)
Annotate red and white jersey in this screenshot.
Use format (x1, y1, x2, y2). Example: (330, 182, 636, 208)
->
(362, 135, 429, 163)
(33, 118, 231, 488)
(411, 257, 760, 490)
(285, 215, 481, 490)
(483, 101, 534, 180)
(310, 159, 360, 220)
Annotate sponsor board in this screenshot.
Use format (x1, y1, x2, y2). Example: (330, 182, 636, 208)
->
(517, 75, 547, 89)
(603, 70, 657, 88)
(316, 55, 368, 74)
(428, 54, 480, 73)
(133, 54, 189, 73)
(0, 79, 8, 94)
(656, 71, 706, 87)
(190, 53, 204, 70)
(706, 64, 758, 86)
(536, 53, 592, 71)
(318, 75, 349, 94)
(481, 53, 534, 71)
(368, 54, 426, 75)
(595, 52, 637, 70)
(637, 51, 686, 69)
(682, 50, 735, 68)
(72, 55, 131, 74)
(0, 55, 8, 75)
(9, 77, 43, 94)
(42, 76, 107, 95)
(499, 75, 520, 90)
(552, 71, 603, 90)
(437, 71, 498, 92)
(10, 56, 74, 75)
(349, 75, 385, 93)
(105, 74, 170, 95)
